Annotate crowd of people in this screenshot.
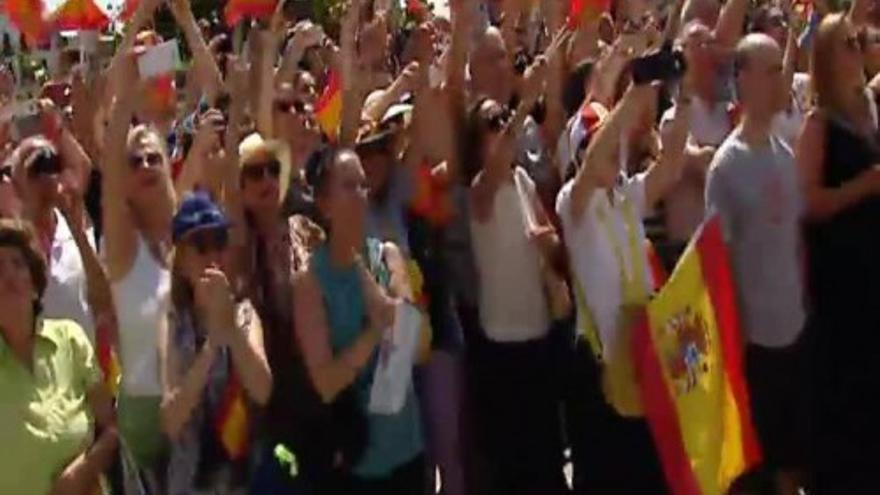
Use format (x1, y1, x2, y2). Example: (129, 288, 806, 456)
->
(2, 0, 880, 493)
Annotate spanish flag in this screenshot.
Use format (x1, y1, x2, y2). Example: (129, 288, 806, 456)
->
(632, 215, 761, 495)
(315, 70, 342, 142)
(410, 161, 452, 227)
(95, 315, 120, 397)
(3, 0, 49, 47)
(567, 0, 610, 28)
(215, 371, 249, 460)
(50, 0, 110, 31)
(224, 0, 276, 27)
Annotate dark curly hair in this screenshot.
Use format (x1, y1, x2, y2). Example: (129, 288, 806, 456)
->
(0, 219, 47, 315)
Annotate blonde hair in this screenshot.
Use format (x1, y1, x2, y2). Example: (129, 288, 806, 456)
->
(811, 13, 856, 116)
(125, 124, 177, 216)
(238, 133, 292, 203)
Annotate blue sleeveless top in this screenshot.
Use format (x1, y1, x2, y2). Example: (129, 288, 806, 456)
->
(311, 238, 423, 478)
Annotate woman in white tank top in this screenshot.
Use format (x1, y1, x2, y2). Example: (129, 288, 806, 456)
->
(104, 66, 177, 478)
(463, 88, 570, 493)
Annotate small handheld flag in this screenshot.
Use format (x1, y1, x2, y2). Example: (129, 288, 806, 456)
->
(315, 70, 342, 142)
(3, 0, 50, 48)
(215, 371, 249, 460)
(50, 0, 111, 31)
(224, 0, 276, 27)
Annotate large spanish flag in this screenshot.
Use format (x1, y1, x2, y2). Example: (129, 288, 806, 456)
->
(224, 0, 276, 27)
(315, 70, 342, 142)
(50, 0, 110, 31)
(632, 215, 761, 495)
(3, 0, 49, 47)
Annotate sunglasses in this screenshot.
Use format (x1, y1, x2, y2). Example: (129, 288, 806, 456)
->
(241, 159, 282, 182)
(129, 151, 164, 170)
(28, 149, 62, 178)
(274, 99, 309, 114)
(485, 108, 512, 133)
(186, 227, 229, 255)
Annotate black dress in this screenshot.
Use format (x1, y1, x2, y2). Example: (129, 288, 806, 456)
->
(806, 115, 880, 493)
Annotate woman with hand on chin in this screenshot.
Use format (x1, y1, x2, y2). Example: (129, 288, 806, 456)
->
(160, 193, 271, 494)
(0, 219, 117, 495)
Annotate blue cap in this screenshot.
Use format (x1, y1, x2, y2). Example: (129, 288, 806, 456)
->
(172, 192, 230, 243)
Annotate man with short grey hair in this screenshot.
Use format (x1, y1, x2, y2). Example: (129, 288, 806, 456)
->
(705, 33, 807, 495)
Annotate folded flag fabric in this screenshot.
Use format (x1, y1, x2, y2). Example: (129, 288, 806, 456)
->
(315, 70, 342, 142)
(410, 161, 452, 227)
(225, 0, 276, 27)
(4, 0, 49, 47)
(95, 315, 120, 397)
(215, 370, 249, 460)
(50, 0, 110, 31)
(632, 215, 761, 495)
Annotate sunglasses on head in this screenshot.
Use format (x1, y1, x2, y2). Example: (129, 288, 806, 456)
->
(186, 227, 229, 255)
(129, 151, 164, 170)
(28, 149, 62, 178)
(274, 99, 308, 114)
(241, 159, 282, 182)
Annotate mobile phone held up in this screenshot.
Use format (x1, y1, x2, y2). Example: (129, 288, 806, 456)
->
(631, 47, 687, 86)
(11, 101, 42, 141)
(138, 40, 182, 80)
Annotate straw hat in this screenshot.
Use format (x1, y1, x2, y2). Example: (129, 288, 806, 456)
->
(238, 133, 292, 204)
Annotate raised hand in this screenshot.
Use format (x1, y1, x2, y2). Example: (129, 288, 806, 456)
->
(521, 55, 549, 106)
(195, 268, 236, 347)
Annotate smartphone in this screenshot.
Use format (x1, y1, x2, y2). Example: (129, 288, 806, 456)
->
(138, 40, 181, 79)
(631, 47, 686, 85)
(11, 101, 42, 140)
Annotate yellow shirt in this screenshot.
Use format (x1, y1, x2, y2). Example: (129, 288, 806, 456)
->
(0, 318, 102, 495)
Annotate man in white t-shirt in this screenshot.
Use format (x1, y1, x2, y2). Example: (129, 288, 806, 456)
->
(11, 136, 102, 341)
(556, 82, 690, 494)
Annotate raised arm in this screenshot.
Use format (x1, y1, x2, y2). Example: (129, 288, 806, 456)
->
(797, 110, 880, 220)
(472, 56, 548, 222)
(644, 93, 691, 208)
(102, 52, 140, 281)
(169, 0, 224, 105)
(567, 84, 649, 222)
(106, 0, 162, 101)
(714, 0, 750, 48)
(339, 0, 363, 147)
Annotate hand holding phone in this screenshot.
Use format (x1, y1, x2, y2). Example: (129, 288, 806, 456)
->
(631, 46, 687, 85)
(138, 40, 182, 79)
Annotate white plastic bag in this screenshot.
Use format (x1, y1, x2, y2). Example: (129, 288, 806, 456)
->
(368, 302, 423, 415)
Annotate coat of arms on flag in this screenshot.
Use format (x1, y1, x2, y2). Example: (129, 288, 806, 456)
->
(633, 215, 762, 495)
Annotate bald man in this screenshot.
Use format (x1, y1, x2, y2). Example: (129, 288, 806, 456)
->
(705, 34, 807, 495)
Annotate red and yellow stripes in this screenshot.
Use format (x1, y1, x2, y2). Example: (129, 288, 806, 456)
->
(315, 70, 343, 143)
(215, 371, 249, 460)
(633, 216, 761, 495)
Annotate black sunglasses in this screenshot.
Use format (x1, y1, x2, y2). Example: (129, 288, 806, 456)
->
(485, 108, 512, 133)
(28, 149, 63, 178)
(274, 99, 308, 114)
(129, 151, 164, 170)
(186, 227, 229, 255)
(241, 159, 282, 182)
